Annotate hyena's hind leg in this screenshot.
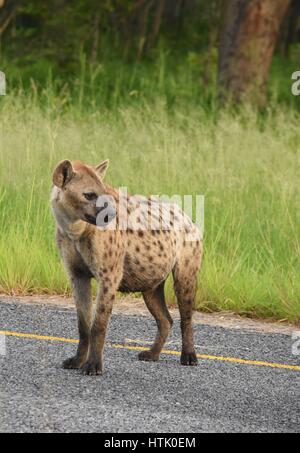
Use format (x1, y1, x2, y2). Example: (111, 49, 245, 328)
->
(139, 281, 173, 362)
(173, 241, 202, 366)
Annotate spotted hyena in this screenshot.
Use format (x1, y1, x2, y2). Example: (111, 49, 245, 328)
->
(51, 159, 203, 375)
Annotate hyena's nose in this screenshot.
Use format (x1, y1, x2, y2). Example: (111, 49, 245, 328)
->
(95, 202, 108, 215)
(96, 202, 116, 226)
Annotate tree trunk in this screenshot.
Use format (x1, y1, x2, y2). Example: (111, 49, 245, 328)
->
(218, 0, 291, 106)
(278, 0, 300, 57)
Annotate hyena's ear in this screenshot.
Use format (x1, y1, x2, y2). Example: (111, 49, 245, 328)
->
(95, 159, 109, 179)
(53, 160, 75, 188)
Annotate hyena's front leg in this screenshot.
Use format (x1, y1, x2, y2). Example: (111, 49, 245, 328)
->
(81, 275, 120, 376)
(63, 274, 93, 370)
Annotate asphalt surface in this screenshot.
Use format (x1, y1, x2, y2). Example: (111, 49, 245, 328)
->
(0, 300, 299, 433)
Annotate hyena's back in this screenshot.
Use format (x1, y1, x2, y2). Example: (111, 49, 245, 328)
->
(119, 197, 203, 293)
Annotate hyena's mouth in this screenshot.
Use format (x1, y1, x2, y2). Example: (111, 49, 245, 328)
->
(84, 214, 97, 225)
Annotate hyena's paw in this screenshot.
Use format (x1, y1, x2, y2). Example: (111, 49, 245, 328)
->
(138, 350, 159, 362)
(81, 361, 103, 376)
(180, 351, 198, 366)
(62, 356, 81, 370)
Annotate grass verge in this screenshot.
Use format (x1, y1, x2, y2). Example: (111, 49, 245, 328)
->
(0, 94, 299, 322)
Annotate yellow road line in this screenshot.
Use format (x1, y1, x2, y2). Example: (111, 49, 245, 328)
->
(0, 330, 78, 344)
(1, 329, 299, 372)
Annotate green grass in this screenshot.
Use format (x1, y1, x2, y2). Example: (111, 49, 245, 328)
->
(0, 90, 299, 322)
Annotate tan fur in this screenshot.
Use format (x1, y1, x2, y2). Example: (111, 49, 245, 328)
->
(51, 160, 203, 375)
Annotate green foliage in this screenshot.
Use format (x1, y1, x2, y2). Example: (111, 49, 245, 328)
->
(1, 1, 222, 72)
(1, 0, 299, 111)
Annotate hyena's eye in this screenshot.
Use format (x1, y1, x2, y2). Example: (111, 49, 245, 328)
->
(83, 192, 97, 201)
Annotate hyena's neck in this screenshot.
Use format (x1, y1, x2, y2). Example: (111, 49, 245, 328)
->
(54, 208, 87, 241)
(59, 217, 87, 241)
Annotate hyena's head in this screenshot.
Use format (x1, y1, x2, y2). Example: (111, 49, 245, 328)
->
(51, 159, 113, 225)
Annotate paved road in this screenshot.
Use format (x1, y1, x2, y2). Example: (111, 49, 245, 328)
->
(0, 300, 299, 433)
